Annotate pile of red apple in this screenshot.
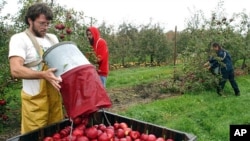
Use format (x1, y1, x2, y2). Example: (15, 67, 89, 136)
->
(43, 116, 175, 141)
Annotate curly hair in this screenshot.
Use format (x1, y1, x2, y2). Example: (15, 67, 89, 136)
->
(24, 2, 53, 26)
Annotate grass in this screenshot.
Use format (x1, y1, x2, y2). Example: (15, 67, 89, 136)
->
(107, 65, 174, 88)
(109, 67, 250, 141)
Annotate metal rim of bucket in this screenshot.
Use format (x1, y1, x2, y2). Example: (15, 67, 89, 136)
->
(42, 41, 77, 59)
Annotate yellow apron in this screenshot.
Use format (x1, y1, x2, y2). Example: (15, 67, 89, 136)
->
(21, 64, 63, 134)
(21, 30, 63, 134)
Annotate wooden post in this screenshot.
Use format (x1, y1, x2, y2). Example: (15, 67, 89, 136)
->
(173, 26, 177, 82)
(174, 26, 177, 66)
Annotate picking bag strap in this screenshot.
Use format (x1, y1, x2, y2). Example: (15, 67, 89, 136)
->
(24, 59, 43, 67)
(25, 29, 43, 57)
(24, 29, 43, 67)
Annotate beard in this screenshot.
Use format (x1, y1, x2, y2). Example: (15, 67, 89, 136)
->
(88, 38, 94, 46)
(32, 23, 46, 37)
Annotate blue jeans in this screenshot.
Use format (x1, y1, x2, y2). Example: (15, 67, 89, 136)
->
(100, 76, 107, 88)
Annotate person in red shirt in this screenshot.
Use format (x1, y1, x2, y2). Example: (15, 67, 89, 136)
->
(86, 26, 109, 87)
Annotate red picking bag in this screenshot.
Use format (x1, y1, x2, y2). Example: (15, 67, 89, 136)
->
(60, 64, 112, 119)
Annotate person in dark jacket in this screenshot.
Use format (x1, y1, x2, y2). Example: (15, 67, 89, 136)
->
(205, 42, 240, 96)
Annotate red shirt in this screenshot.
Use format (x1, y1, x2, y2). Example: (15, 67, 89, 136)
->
(87, 27, 109, 77)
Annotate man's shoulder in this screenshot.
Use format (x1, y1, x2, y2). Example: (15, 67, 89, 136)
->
(45, 33, 59, 44)
(11, 31, 27, 38)
(10, 32, 30, 42)
(98, 38, 107, 45)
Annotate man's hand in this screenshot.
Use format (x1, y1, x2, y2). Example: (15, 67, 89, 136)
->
(43, 68, 62, 91)
(203, 61, 210, 67)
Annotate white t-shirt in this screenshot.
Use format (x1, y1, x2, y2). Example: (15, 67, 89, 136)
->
(8, 31, 59, 96)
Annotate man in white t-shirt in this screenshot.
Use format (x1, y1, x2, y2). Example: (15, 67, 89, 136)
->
(8, 3, 64, 134)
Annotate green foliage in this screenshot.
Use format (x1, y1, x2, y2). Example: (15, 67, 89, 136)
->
(175, 1, 250, 93)
(0, 82, 21, 133)
(119, 75, 250, 141)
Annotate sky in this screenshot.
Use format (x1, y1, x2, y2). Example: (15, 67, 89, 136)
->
(1, 0, 250, 31)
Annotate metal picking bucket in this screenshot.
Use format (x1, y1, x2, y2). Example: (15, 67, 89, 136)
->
(43, 41, 90, 76)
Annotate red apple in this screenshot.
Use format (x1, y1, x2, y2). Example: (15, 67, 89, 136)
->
(66, 135, 77, 141)
(106, 125, 114, 130)
(52, 133, 61, 140)
(119, 137, 127, 141)
(140, 133, 149, 141)
(73, 116, 82, 125)
(124, 128, 132, 136)
(147, 134, 156, 141)
(99, 124, 107, 131)
(73, 128, 84, 137)
(86, 126, 98, 139)
(98, 132, 110, 141)
(60, 129, 68, 138)
(2, 115, 8, 121)
(60, 34, 65, 39)
(105, 128, 115, 137)
(55, 23, 65, 30)
(97, 129, 103, 136)
(0, 99, 6, 106)
(119, 122, 128, 129)
(66, 28, 72, 34)
(166, 139, 175, 141)
(129, 131, 140, 140)
(155, 137, 165, 141)
(77, 136, 89, 141)
(76, 123, 86, 130)
(81, 117, 89, 125)
(126, 136, 132, 141)
(116, 128, 125, 138)
(43, 136, 53, 141)
(113, 122, 120, 129)
(114, 137, 120, 141)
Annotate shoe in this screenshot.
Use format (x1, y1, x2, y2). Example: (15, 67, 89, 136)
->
(235, 92, 240, 96)
(217, 92, 226, 97)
